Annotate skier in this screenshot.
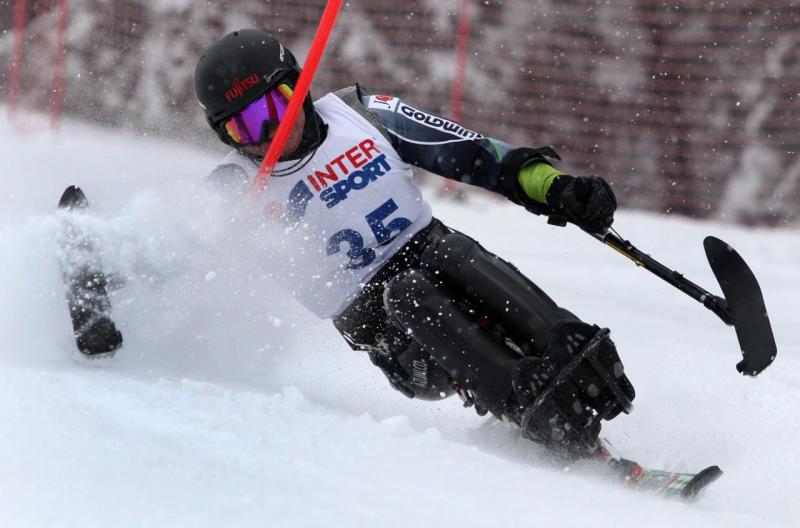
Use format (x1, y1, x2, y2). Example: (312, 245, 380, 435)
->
(193, 29, 635, 458)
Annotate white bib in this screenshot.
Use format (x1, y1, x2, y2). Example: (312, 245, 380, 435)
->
(214, 93, 432, 318)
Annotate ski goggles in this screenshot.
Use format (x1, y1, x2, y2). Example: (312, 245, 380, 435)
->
(221, 83, 294, 146)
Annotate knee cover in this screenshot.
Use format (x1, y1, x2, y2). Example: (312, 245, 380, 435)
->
(420, 231, 576, 355)
(384, 268, 520, 417)
(334, 287, 454, 400)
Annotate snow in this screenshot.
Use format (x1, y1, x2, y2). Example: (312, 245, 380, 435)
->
(1, 113, 798, 527)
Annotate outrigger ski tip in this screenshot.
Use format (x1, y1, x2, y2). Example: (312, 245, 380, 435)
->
(704, 236, 777, 376)
(587, 227, 777, 377)
(58, 185, 89, 210)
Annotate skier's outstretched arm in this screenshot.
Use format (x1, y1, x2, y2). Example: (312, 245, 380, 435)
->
(359, 86, 616, 234)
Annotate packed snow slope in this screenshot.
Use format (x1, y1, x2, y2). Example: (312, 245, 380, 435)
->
(1, 114, 798, 528)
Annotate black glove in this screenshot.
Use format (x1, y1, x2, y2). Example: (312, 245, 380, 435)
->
(546, 175, 617, 233)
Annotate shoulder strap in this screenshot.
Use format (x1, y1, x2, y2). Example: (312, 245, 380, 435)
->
(332, 84, 393, 143)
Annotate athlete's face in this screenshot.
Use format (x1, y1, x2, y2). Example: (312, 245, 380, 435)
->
(241, 109, 305, 159)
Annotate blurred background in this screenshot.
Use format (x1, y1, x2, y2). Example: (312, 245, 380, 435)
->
(1, 0, 799, 225)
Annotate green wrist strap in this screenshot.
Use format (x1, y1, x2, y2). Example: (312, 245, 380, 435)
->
(517, 163, 563, 204)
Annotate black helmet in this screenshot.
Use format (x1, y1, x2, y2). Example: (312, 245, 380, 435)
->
(194, 29, 301, 135)
(194, 29, 326, 160)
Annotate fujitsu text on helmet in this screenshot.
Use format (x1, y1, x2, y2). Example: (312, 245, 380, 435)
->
(194, 29, 322, 155)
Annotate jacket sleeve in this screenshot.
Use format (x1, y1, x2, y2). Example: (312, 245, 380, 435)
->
(356, 85, 560, 212)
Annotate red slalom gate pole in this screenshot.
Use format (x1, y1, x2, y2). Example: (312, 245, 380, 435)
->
(251, 0, 344, 197)
(8, 0, 30, 121)
(50, 0, 70, 130)
(450, 0, 473, 123)
(442, 0, 473, 196)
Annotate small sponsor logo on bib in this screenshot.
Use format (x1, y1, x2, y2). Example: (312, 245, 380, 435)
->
(367, 95, 399, 112)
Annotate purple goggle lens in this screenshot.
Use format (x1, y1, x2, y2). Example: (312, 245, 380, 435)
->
(222, 83, 293, 146)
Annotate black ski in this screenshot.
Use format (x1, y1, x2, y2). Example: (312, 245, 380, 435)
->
(704, 236, 776, 376)
(57, 185, 123, 357)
